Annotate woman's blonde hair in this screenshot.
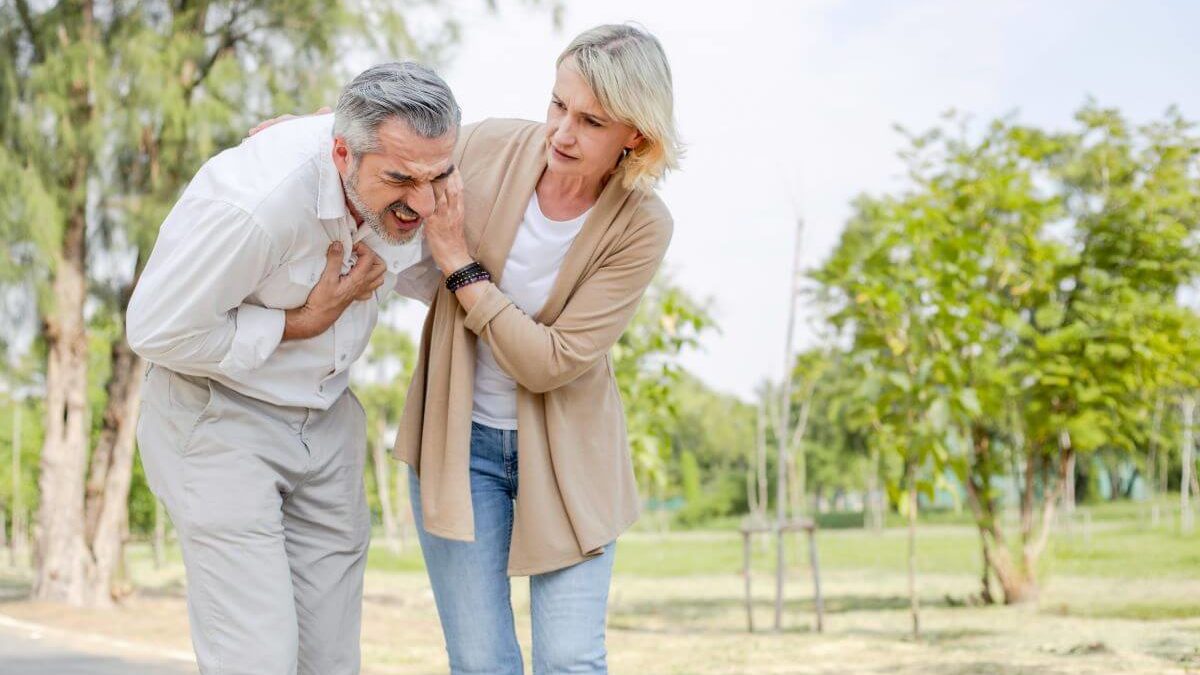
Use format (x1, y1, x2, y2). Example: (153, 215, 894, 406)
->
(558, 24, 682, 193)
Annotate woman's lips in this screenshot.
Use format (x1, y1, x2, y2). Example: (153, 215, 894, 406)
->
(552, 146, 578, 161)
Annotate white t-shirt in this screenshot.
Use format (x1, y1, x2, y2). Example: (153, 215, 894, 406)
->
(472, 192, 591, 429)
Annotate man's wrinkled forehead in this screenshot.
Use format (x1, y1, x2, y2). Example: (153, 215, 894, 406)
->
(372, 119, 457, 182)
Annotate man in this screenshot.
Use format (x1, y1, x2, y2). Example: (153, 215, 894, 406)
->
(127, 62, 457, 674)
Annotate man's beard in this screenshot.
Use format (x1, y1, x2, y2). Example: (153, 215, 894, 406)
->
(345, 162, 423, 246)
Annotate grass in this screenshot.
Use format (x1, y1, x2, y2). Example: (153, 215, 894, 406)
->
(1046, 524, 1200, 578)
(357, 500, 1200, 583)
(355, 527, 985, 578)
(1049, 601, 1200, 621)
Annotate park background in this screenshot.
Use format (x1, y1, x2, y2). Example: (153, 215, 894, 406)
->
(2, 1, 1200, 672)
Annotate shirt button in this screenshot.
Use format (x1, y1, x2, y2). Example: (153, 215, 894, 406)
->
(339, 353, 347, 363)
(318, 384, 324, 393)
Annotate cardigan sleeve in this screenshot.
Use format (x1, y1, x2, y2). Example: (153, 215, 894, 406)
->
(463, 213, 672, 394)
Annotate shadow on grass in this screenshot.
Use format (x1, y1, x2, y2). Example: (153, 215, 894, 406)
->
(0, 654, 194, 675)
(1041, 600, 1200, 622)
(907, 664, 1027, 675)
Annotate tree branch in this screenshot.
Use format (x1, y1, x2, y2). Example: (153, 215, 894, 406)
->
(13, 0, 44, 63)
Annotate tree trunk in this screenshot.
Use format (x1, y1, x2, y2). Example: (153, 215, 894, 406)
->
(1062, 436, 1075, 512)
(8, 403, 19, 562)
(790, 395, 813, 516)
(33, 209, 92, 605)
(372, 417, 400, 554)
(84, 336, 139, 539)
(82, 340, 145, 607)
(964, 426, 1038, 605)
(80, 252, 146, 605)
(33, 0, 100, 606)
(1147, 395, 1164, 500)
(865, 445, 883, 531)
(906, 467, 919, 640)
(1105, 458, 1122, 501)
(965, 427, 996, 604)
(1009, 445, 1071, 604)
(1182, 397, 1195, 534)
(755, 402, 768, 521)
(12, 509, 29, 568)
(982, 539, 1037, 603)
(977, 526, 993, 605)
(745, 470, 758, 518)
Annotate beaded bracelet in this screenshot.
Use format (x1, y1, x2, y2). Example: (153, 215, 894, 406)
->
(445, 261, 487, 288)
(445, 261, 492, 292)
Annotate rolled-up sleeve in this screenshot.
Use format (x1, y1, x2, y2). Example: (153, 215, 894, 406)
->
(127, 196, 283, 378)
(464, 216, 673, 394)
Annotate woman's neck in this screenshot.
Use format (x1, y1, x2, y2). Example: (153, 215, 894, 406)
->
(535, 169, 605, 221)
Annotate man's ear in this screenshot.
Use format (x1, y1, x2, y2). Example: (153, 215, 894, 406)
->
(332, 136, 353, 174)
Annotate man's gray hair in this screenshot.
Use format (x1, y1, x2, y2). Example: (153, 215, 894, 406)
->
(333, 62, 461, 155)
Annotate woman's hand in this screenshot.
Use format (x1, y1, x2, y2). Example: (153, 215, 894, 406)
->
(247, 106, 332, 138)
(424, 171, 473, 274)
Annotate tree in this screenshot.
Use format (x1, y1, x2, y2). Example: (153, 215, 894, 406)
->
(613, 277, 712, 497)
(669, 372, 756, 527)
(813, 104, 1200, 610)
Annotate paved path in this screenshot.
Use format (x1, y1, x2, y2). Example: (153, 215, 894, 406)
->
(0, 621, 195, 674)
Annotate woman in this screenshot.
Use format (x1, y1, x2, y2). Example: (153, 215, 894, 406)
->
(404, 24, 681, 674)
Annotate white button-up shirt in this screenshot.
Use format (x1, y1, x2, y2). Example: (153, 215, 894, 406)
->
(127, 114, 441, 409)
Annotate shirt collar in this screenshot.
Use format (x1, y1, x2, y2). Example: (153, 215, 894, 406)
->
(316, 131, 349, 221)
(353, 223, 424, 274)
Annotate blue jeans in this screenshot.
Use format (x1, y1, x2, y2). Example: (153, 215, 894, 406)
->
(410, 422, 616, 675)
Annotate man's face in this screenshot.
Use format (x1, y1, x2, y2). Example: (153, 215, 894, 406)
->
(333, 118, 457, 245)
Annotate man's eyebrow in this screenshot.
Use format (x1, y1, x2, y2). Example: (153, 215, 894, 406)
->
(383, 164, 455, 182)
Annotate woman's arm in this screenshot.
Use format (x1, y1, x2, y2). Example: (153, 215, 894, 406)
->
(437, 212, 671, 393)
(466, 218, 669, 392)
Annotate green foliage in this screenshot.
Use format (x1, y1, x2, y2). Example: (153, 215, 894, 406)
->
(679, 450, 701, 504)
(614, 277, 713, 493)
(811, 103, 1200, 564)
(0, 396, 41, 522)
(0, 0, 472, 543)
(353, 304, 418, 521)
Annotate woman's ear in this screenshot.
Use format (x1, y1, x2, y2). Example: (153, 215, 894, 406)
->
(625, 130, 646, 151)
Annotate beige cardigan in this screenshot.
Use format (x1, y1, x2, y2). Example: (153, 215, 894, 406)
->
(393, 118, 673, 575)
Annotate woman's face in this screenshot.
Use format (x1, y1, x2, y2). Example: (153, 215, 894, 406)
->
(544, 57, 643, 185)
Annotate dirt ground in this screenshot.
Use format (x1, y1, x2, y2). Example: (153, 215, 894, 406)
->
(3, 560, 1198, 674)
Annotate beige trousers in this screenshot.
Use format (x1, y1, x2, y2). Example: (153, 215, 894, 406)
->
(137, 364, 370, 675)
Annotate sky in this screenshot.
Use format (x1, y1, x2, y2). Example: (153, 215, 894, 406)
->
(386, 0, 1200, 402)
